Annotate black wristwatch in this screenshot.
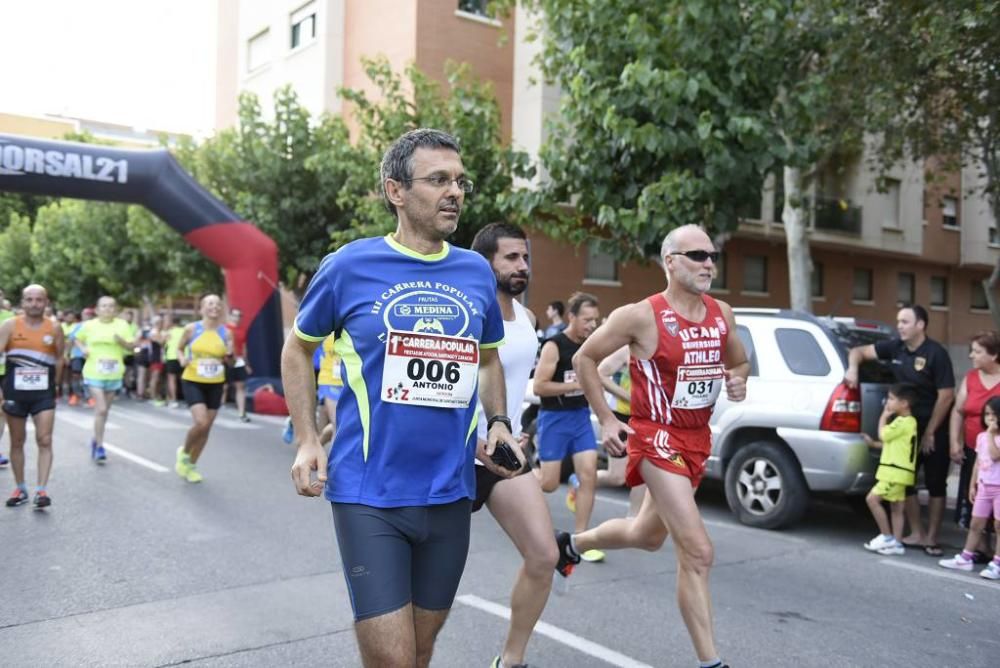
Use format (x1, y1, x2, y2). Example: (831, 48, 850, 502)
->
(487, 415, 513, 433)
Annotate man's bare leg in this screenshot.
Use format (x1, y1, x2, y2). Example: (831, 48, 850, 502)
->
(535, 460, 562, 493)
(902, 495, 927, 545)
(32, 410, 56, 487)
(354, 605, 416, 668)
(574, 489, 668, 553)
(413, 606, 450, 668)
(488, 473, 559, 665)
(5, 415, 27, 486)
(571, 449, 598, 533)
(640, 459, 718, 662)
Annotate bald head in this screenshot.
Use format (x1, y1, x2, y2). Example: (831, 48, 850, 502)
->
(21, 284, 49, 319)
(660, 224, 712, 260)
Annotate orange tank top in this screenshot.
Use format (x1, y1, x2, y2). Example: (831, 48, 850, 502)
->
(5, 316, 59, 368)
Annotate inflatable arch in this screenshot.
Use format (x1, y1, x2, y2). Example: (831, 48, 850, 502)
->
(0, 133, 283, 378)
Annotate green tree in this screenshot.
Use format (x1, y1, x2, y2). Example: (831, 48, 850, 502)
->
(0, 213, 35, 296)
(320, 57, 534, 250)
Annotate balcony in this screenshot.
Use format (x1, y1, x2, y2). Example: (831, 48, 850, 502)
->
(814, 196, 862, 235)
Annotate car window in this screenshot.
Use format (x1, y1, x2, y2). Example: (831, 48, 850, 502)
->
(736, 325, 758, 377)
(775, 328, 831, 376)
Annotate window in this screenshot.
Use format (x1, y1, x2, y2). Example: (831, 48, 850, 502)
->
(743, 255, 768, 293)
(247, 29, 270, 72)
(971, 281, 990, 310)
(853, 268, 873, 302)
(897, 272, 915, 306)
(290, 2, 317, 49)
(991, 226, 999, 245)
(884, 178, 901, 228)
(736, 325, 759, 377)
(811, 262, 824, 298)
(585, 241, 617, 282)
(930, 276, 948, 307)
(458, 0, 490, 15)
(713, 252, 727, 290)
(942, 196, 958, 227)
(775, 328, 831, 376)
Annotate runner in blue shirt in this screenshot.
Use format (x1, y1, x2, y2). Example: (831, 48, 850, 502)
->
(281, 128, 525, 668)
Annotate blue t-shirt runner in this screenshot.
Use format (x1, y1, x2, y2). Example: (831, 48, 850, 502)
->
(293, 234, 505, 507)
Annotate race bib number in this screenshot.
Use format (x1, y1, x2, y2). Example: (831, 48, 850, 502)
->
(381, 329, 479, 408)
(14, 367, 49, 392)
(196, 358, 223, 379)
(98, 358, 121, 375)
(563, 369, 584, 397)
(671, 365, 724, 409)
(234, 356, 247, 368)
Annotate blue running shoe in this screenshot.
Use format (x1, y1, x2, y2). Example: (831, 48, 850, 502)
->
(282, 417, 295, 445)
(0, 453, 9, 468)
(91, 439, 107, 464)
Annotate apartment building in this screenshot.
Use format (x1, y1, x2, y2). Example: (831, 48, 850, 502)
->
(214, 0, 999, 361)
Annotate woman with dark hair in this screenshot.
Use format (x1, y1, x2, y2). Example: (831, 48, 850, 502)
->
(949, 331, 1000, 530)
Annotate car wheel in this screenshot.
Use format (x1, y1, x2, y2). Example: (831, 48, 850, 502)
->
(724, 440, 808, 529)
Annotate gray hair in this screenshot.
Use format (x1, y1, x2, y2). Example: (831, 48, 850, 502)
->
(660, 224, 708, 258)
(380, 128, 462, 217)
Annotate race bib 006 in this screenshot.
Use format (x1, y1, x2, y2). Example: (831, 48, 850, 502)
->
(14, 367, 49, 392)
(381, 329, 479, 408)
(671, 365, 724, 409)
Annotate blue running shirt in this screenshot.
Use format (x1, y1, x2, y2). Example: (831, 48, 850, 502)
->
(294, 235, 505, 507)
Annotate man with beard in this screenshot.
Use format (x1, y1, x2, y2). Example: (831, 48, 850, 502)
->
(533, 291, 603, 561)
(1, 285, 65, 508)
(470, 223, 558, 668)
(282, 129, 524, 668)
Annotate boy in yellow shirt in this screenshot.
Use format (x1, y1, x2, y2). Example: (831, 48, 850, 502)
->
(862, 384, 919, 555)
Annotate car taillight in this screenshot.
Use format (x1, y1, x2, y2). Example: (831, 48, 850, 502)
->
(821, 383, 862, 432)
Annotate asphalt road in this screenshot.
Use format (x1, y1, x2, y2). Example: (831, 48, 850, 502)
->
(0, 399, 996, 667)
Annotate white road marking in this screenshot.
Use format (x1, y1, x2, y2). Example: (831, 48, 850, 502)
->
(55, 411, 120, 431)
(593, 493, 807, 544)
(456, 594, 654, 668)
(212, 416, 259, 430)
(100, 442, 169, 473)
(879, 559, 1000, 592)
(111, 406, 186, 430)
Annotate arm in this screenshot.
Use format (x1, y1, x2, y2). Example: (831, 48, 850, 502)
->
(597, 345, 630, 402)
(949, 377, 968, 463)
(969, 457, 980, 505)
(477, 347, 524, 475)
(0, 319, 13, 357)
(719, 301, 749, 400)
(177, 325, 194, 367)
(844, 344, 877, 388)
(281, 334, 326, 496)
(53, 323, 66, 380)
(573, 304, 645, 456)
(532, 340, 576, 397)
(990, 433, 1000, 462)
(921, 387, 955, 454)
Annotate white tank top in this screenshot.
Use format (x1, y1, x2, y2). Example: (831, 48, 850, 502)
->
(476, 299, 538, 441)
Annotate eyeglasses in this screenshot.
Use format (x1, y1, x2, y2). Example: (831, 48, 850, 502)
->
(669, 250, 720, 263)
(406, 174, 475, 193)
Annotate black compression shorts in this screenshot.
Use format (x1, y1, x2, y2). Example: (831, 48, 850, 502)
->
(182, 380, 224, 410)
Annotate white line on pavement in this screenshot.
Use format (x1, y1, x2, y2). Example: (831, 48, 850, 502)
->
(55, 410, 120, 431)
(456, 594, 654, 668)
(101, 442, 169, 473)
(879, 559, 1000, 592)
(111, 406, 186, 430)
(593, 493, 807, 545)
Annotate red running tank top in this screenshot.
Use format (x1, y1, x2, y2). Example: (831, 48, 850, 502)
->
(629, 292, 729, 430)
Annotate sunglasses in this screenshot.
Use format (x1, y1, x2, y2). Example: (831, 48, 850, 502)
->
(669, 250, 720, 263)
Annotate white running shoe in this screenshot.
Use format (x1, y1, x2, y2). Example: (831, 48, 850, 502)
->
(863, 534, 895, 552)
(938, 554, 974, 571)
(979, 561, 1000, 580)
(877, 541, 905, 556)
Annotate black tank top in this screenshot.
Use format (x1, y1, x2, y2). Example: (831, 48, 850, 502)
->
(540, 331, 589, 411)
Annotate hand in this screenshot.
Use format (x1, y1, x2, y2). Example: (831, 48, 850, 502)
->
(987, 414, 1000, 436)
(290, 438, 328, 497)
(861, 433, 877, 448)
(950, 443, 965, 464)
(724, 369, 746, 402)
(920, 431, 935, 455)
(969, 481, 978, 506)
(479, 424, 526, 478)
(843, 367, 859, 389)
(600, 415, 634, 457)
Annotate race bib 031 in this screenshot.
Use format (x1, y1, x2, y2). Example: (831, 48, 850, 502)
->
(671, 365, 724, 409)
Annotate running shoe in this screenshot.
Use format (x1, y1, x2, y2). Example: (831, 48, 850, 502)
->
(68, 394, 79, 407)
(175, 447, 191, 479)
(580, 549, 606, 563)
(90, 439, 107, 464)
(168, 401, 180, 409)
(566, 473, 579, 513)
(939, 553, 975, 571)
(240, 413, 251, 423)
(0, 453, 9, 468)
(553, 530, 580, 577)
(489, 657, 528, 668)
(6, 488, 28, 507)
(282, 417, 295, 445)
(33, 491, 51, 508)
(152, 399, 166, 407)
(863, 534, 896, 552)
(86, 397, 96, 408)
(185, 463, 203, 484)
(876, 541, 904, 556)
(980, 561, 1000, 580)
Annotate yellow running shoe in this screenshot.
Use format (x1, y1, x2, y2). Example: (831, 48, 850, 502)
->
(581, 549, 605, 563)
(175, 447, 190, 479)
(185, 464, 203, 484)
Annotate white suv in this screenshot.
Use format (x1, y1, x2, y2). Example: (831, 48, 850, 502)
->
(708, 309, 895, 529)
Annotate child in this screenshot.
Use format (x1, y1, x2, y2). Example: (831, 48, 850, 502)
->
(862, 384, 919, 556)
(939, 395, 1000, 579)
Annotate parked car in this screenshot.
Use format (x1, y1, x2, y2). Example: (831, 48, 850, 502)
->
(709, 309, 895, 529)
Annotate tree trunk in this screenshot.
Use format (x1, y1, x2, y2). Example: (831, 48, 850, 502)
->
(783, 165, 813, 313)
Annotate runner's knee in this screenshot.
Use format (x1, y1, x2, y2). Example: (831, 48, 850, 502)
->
(676, 535, 714, 572)
(539, 477, 560, 493)
(525, 536, 560, 576)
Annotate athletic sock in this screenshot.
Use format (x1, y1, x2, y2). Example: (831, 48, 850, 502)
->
(700, 659, 723, 668)
(993, 556, 1000, 566)
(961, 550, 975, 561)
(17, 483, 28, 493)
(568, 534, 580, 557)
